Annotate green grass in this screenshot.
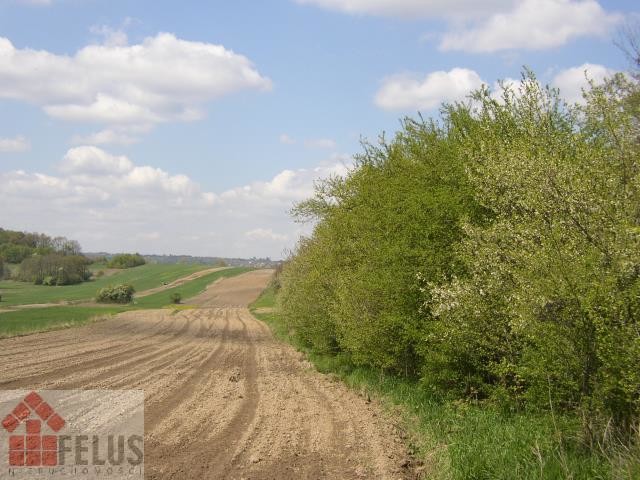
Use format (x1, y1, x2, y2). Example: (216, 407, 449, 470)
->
(250, 282, 277, 310)
(250, 285, 640, 480)
(0, 263, 209, 306)
(88, 262, 108, 272)
(0, 305, 127, 338)
(0, 266, 253, 337)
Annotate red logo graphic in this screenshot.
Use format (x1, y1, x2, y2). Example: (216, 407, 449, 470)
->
(1, 391, 66, 467)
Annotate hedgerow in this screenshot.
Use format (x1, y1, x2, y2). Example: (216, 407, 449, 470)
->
(279, 70, 640, 451)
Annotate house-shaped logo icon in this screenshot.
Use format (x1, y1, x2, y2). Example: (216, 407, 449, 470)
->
(1, 391, 66, 467)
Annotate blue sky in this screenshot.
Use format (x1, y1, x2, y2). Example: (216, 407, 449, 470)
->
(0, 0, 637, 258)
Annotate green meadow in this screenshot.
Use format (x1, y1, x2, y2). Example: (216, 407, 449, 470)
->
(0, 263, 209, 307)
(0, 266, 251, 337)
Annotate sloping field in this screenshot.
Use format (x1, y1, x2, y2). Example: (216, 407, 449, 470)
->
(134, 267, 225, 297)
(0, 270, 413, 479)
(0, 263, 211, 307)
(0, 267, 251, 337)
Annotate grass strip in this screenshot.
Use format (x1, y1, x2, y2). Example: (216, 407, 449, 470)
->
(0, 305, 127, 338)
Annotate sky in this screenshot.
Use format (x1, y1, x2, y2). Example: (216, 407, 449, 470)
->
(0, 0, 637, 259)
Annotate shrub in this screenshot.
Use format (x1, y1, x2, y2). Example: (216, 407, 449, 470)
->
(96, 284, 135, 304)
(95, 270, 105, 278)
(422, 73, 640, 437)
(107, 253, 146, 269)
(170, 292, 182, 304)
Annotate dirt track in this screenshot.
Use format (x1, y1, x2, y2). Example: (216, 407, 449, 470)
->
(0, 270, 413, 479)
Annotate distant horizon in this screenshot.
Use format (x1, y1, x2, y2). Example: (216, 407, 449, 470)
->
(84, 251, 283, 262)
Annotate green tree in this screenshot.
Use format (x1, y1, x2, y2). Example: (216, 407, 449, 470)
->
(18, 254, 91, 285)
(281, 116, 482, 375)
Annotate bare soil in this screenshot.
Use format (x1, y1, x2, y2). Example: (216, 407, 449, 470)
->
(0, 270, 415, 479)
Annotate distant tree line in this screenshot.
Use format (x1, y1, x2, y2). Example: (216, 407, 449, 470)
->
(107, 253, 146, 269)
(0, 228, 81, 263)
(16, 254, 91, 285)
(0, 228, 90, 286)
(279, 62, 640, 453)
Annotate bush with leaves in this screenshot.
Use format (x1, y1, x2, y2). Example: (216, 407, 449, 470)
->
(280, 116, 482, 374)
(170, 292, 182, 304)
(279, 229, 341, 355)
(423, 72, 640, 438)
(96, 284, 135, 304)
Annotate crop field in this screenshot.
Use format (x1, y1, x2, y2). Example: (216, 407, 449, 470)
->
(0, 263, 210, 307)
(0, 266, 252, 337)
(0, 270, 414, 479)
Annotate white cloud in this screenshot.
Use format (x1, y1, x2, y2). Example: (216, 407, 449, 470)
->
(487, 64, 618, 104)
(375, 68, 484, 111)
(0, 135, 30, 153)
(60, 146, 134, 175)
(218, 157, 350, 206)
(295, 0, 516, 19)
(374, 62, 618, 111)
(245, 228, 288, 242)
(0, 148, 352, 258)
(71, 126, 149, 146)
(298, 0, 620, 52)
(304, 138, 337, 149)
(89, 25, 128, 48)
(0, 33, 271, 138)
(551, 63, 617, 104)
(440, 0, 621, 52)
(279, 133, 296, 145)
(44, 94, 164, 124)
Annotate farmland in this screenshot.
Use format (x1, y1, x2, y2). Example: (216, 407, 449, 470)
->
(0, 269, 414, 479)
(0, 266, 251, 337)
(0, 263, 210, 307)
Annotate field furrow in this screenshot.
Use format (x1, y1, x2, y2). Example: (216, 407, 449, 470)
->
(0, 270, 412, 479)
